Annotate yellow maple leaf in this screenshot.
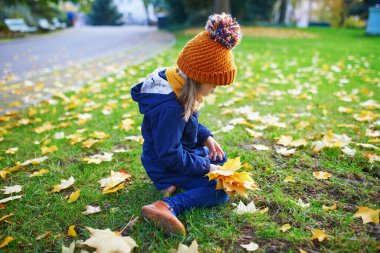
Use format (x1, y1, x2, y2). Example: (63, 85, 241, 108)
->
(103, 183, 125, 194)
(29, 169, 49, 177)
(5, 147, 18, 154)
(41, 145, 58, 155)
(67, 134, 85, 145)
(280, 223, 291, 232)
(67, 189, 81, 203)
(90, 131, 110, 139)
(98, 170, 132, 194)
(353, 206, 380, 224)
(276, 135, 293, 146)
(52, 176, 75, 192)
(313, 171, 332, 180)
(78, 227, 137, 253)
(0, 236, 14, 249)
(284, 176, 295, 183)
(311, 229, 327, 242)
(82, 139, 101, 148)
(0, 213, 14, 223)
(67, 225, 77, 237)
(34, 122, 55, 133)
(322, 203, 337, 211)
(177, 239, 198, 253)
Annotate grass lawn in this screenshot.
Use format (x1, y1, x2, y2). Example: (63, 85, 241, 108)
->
(0, 27, 379, 252)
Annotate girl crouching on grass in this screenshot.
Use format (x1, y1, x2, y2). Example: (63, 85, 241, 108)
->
(130, 12, 242, 236)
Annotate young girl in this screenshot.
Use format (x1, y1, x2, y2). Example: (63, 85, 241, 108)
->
(130, 13, 242, 236)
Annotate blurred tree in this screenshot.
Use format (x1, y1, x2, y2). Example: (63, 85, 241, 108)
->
(311, 0, 377, 26)
(87, 0, 124, 26)
(230, 0, 278, 22)
(0, 0, 67, 27)
(214, 0, 230, 13)
(162, 0, 278, 27)
(278, 0, 289, 23)
(165, 0, 188, 24)
(349, 0, 379, 19)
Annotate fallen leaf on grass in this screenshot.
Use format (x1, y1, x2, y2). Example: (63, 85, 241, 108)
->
(62, 240, 84, 253)
(341, 146, 356, 156)
(311, 229, 327, 242)
(280, 223, 292, 232)
(52, 176, 75, 192)
(81, 139, 102, 149)
(0, 195, 23, 204)
(29, 169, 49, 177)
(252, 144, 270, 151)
(1, 185, 22, 194)
(322, 203, 337, 211)
(275, 146, 296, 156)
(90, 131, 110, 139)
(364, 153, 380, 163)
(353, 206, 380, 224)
(41, 145, 58, 155)
(54, 132, 65, 139)
(0, 213, 13, 223)
(98, 170, 132, 194)
(5, 147, 18, 154)
(124, 135, 144, 144)
(67, 189, 81, 203)
(82, 205, 101, 215)
(233, 201, 257, 214)
(21, 156, 48, 166)
(177, 239, 198, 253)
(0, 236, 14, 249)
(313, 171, 332, 180)
(240, 241, 259, 251)
(36, 232, 51, 240)
(312, 130, 351, 152)
(295, 198, 310, 208)
(68, 225, 77, 237)
(284, 176, 295, 183)
(34, 122, 55, 133)
(77, 227, 137, 253)
(83, 152, 113, 164)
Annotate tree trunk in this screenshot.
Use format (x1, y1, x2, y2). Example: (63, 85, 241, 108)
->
(278, 0, 289, 23)
(214, 0, 231, 14)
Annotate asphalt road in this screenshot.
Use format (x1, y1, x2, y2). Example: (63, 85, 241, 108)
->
(0, 25, 175, 114)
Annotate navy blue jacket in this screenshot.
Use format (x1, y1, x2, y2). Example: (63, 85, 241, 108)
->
(130, 69, 213, 188)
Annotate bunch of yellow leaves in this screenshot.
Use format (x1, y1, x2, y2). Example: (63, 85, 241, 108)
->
(206, 157, 259, 197)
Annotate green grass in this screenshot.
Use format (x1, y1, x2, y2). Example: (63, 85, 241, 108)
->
(0, 27, 379, 252)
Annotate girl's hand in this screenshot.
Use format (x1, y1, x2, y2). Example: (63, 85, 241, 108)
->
(204, 136, 225, 162)
(210, 164, 220, 172)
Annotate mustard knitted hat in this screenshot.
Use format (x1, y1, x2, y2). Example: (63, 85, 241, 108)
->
(177, 12, 242, 86)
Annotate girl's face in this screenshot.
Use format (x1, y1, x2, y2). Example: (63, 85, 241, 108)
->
(198, 83, 216, 97)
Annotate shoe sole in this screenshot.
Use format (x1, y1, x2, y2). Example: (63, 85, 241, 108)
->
(141, 206, 185, 236)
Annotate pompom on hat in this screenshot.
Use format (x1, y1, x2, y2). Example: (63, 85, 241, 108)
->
(176, 12, 242, 86)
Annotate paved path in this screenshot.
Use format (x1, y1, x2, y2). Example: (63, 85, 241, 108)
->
(0, 25, 175, 114)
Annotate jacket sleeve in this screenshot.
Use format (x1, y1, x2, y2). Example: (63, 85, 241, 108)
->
(151, 106, 211, 176)
(196, 123, 214, 146)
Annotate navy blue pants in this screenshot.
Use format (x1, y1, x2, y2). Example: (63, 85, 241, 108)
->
(162, 146, 230, 216)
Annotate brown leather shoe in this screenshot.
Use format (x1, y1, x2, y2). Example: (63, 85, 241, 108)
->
(160, 185, 177, 197)
(141, 200, 186, 236)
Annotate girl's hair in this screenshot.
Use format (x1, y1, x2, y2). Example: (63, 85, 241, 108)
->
(177, 77, 203, 122)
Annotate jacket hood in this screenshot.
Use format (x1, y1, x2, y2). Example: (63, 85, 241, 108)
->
(130, 82, 177, 114)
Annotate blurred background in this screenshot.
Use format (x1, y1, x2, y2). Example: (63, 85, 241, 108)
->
(0, 0, 379, 34)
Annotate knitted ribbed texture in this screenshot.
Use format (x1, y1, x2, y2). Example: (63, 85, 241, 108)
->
(177, 31, 237, 86)
(166, 66, 185, 97)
